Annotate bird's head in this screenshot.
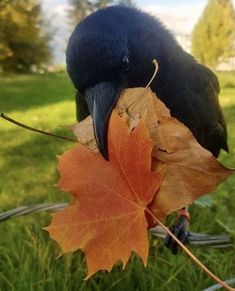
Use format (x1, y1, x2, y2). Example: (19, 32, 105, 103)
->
(66, 7, 156, 159)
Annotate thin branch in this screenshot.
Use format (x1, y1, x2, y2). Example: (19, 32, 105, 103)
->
(0, 113, 78, 143)
(146, 208, 235, 291)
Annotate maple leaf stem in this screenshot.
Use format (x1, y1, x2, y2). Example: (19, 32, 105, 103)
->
(146, 208, 235, 291)
(0, 113, 78, 143)
(126, 59, 159, 110)
(144, 59, 159, 90)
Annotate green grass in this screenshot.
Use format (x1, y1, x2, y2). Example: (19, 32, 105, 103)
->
(0, 72, 234, 291)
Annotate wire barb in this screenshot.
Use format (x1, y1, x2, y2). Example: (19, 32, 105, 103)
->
(0, 203, 232, 248)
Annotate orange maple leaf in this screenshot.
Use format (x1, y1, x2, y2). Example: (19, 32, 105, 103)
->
(71, 88, 233, 222)
(46, 112, 162, 278)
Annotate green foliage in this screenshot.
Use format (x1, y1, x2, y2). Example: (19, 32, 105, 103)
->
(192, 0, 235, 68)
(0, 0, 52, 72)
(0, 72, 235, 290)
(68, 0, 134, 25)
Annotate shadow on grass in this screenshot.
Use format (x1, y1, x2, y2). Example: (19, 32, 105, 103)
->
(0, 127, 74, 208)
(1, 127, 75, 168)
(0, 73, 75, 113)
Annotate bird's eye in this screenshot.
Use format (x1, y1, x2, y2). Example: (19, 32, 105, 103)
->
(121, 56, 130, 72)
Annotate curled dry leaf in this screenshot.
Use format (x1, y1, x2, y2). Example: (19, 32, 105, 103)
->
(47, 112, 162, 278)
(72, 87, 233, 221)
(71, 118, 98, 152)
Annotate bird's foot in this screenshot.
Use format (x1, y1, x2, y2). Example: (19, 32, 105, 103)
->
(165, 208, 190, 254)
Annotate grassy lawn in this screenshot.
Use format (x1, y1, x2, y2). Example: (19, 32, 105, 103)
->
(0, 72, 234, 291)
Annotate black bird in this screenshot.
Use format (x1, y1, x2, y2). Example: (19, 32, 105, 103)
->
(66, 6, 228, 253)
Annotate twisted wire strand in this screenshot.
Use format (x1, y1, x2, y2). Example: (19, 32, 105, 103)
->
(0, 203, 68, 221)
(203, 278, 235, 291)
(1, 203, 234, 290)
(0, 203, 232, 248)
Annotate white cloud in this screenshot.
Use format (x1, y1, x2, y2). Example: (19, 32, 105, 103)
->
(141, 3, 206, 35)
(41, 0, 235, 64)
(41, 0, 72, 64)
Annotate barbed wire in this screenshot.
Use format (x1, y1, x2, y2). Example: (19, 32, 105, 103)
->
(0, 203, 233, 248)
(203, 278, 235, 291)
(0, 203, 234, 290)
(0, 203, 68, 221)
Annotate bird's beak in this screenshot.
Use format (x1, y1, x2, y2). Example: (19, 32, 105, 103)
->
(85, 82, 124, 160)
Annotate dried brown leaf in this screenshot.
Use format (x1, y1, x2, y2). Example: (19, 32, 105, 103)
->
(71, 87, 233, 221)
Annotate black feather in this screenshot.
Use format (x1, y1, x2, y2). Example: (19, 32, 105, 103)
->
(75, 91, 89, 121)
(66, 5, 228, 157)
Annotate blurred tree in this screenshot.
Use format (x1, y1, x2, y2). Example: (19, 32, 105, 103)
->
(192, 0, 235, 68)
(68, 0, 134, 25)
(0, 0, 52, 72)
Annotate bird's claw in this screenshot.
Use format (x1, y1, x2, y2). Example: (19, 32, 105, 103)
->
(165, 215, 190, 255)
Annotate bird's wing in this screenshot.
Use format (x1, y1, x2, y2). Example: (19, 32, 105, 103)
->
(184, 64, 228, 157)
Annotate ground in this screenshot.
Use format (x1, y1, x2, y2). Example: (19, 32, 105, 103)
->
(0, 72, 234, 291)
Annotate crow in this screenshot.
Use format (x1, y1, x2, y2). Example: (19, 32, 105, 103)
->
(66, 5, 228, 253)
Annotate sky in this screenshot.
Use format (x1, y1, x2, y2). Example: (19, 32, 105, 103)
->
(41, 0, 235, 64)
